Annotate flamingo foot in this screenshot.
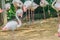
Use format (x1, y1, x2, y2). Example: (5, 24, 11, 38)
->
(55, 33, 60, 37)
(58, 32, 60, 37)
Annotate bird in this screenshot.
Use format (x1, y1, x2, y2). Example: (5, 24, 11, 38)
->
(16, 9, 23, 22)
(12, 0, 23, 10)
(5, 3, 11, 10)
(12, 0, 23, 22)
(58, 24, 60, 37)
(23, 0, 39, 22)
(40, 0, 49, 19)
(16, 9, 23, 18)
(52, 0, 60, 37)
(2, 9, 22, 31)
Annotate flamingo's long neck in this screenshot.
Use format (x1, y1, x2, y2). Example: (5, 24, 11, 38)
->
(52, 0, 56, 6)
(51, 0, 56, 10)
(15, 14, 22, 27)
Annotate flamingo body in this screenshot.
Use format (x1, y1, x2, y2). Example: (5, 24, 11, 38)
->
(31, 2, 39, 11)
(24, 1, 32, 8)
(55, 3, 60, 10)
(2, 21, 18, 31)
(23, 1, 39, 11)
(2, 9, 22, 31)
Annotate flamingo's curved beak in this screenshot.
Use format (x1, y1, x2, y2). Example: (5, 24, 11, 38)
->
(0, 8, 3, 13)
(18, 14, 23, 18)
(22, 6, 27, 12)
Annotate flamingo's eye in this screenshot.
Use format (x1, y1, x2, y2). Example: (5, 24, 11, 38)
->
(19, 3, 21, 5)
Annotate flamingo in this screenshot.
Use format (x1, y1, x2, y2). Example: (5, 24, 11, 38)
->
(2, 9, 22, 31)
(5, 3, 11, 10)
(12, 0, 23, 10)
(52, 0, 60, 37)
(23, 0, 39, 22)
(5, 3, 15, 20)
(12, 0, 23, 22)
(16, 9, 23, 22)
(40, 0, 49, 19)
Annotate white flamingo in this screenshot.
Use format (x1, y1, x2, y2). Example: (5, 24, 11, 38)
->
(40, 0, 49, 19)
(23, 0, 39, 22)
(0, 8, 3, 13)
(12, 0, 23, 20)
(5, 0, 23, 19)
(52, 0, 60, 37)
(5, 3, 11, 10)
(2, 9, 22, 31)
(16, 9, 23, 18)
(12, 0, 23, 10)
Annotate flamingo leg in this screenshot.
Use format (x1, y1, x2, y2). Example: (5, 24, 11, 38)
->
(57, 11, 60, 37)
(47, 0, 51, 15)
(31, 10, 34, 22)
(28, 9, 31, 22)
(26, 11, 28, 21)
(26, 10, 29, 21)
(43, 7, 46, 19)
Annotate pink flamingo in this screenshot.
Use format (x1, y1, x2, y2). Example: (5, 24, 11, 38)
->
(5, 3, 11, 10)
(12, 0, 23, 10)
(40, 0, 49, 19)
(2, 9, 22, 31)
(23, 0, 39, 22)
(52, 0, 60, 37)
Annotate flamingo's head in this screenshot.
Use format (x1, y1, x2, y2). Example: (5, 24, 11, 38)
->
(23, 1, 32, 12)
(12, 0, 23, 8)
(5, 3, 11, 10)
(0, 8, 3, 13)
(16, 9, 23, 18)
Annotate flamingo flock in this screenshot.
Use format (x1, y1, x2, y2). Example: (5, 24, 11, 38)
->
(1, 0, 39, 31)
(2, 0, 23, 31)
(23, 0, 39, 22)
(1, 0, 60, 37)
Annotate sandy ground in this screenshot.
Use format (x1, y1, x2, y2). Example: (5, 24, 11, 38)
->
(0, 18, 60, 40)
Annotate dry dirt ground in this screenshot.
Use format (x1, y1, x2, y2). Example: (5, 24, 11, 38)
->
(0, 18, 60, 40)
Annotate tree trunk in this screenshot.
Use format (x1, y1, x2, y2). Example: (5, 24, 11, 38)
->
(1, 0, 7, 25)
